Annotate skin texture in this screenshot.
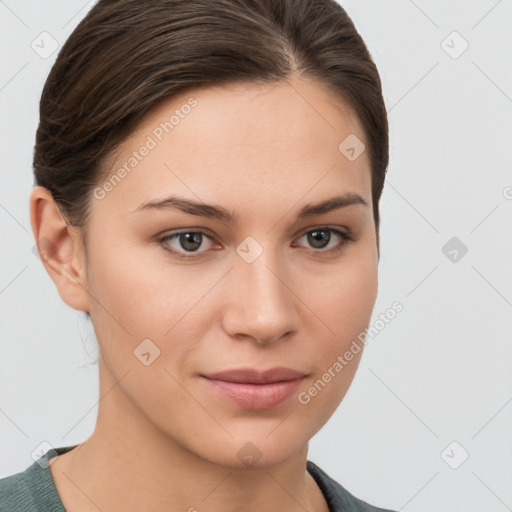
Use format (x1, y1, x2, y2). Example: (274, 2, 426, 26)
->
(30, 74, 378, 512)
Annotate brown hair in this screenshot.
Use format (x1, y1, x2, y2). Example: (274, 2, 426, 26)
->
(34, 0, 388, 253)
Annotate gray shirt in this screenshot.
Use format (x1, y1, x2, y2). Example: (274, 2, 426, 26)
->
(0, 445, 397, 511)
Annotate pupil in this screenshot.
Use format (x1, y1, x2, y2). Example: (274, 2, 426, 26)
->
(308, 230, 330, 249)
(180, 232, 202, 251)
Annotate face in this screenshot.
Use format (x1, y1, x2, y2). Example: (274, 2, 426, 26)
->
(81, 75, 378, 468)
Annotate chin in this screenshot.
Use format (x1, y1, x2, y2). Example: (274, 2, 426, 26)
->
(191, 426, 310, 470)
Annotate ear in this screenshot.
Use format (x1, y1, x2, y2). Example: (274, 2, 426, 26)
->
(30, 186, 90, 313)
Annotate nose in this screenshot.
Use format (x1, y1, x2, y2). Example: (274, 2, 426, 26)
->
(221, 247, 300, 345)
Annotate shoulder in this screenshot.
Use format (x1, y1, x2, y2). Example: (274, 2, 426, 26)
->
(0, 447, 73, 512)
(306, 460, 397, 512)
(0, 463, 40, 510)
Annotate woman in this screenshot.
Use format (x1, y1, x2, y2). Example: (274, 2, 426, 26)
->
(0, 0, 395, 510)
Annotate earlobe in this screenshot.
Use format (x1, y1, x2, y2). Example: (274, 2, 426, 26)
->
(29, 186, 90, 313)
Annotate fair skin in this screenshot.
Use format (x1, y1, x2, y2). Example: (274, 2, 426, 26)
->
(30, 74, 378, 512)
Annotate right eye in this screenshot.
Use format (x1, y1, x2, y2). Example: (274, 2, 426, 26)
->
(159, 230, 220, 259)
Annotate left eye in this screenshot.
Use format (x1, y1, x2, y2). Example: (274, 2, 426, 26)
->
(293, 228, 353, 252)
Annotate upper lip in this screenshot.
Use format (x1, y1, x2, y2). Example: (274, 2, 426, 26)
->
(202, 367, 307, 384)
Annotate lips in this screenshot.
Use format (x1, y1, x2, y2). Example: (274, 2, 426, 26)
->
(200, 367, 307, 409)
(202, 367, 307, 384)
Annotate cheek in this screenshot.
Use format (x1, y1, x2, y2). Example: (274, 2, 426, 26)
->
(85, 235, 201, 337)
(305, 250, 378, 344)
(295, 249, 377, 411)
(84, 236, 224, 385)
(84, 240, 206, 415)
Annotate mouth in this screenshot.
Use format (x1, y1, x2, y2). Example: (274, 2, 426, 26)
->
(200, 367, 308, 410)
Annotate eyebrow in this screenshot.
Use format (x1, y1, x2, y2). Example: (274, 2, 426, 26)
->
(132, 193, 367, 222)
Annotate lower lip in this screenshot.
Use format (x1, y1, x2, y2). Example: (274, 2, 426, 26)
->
(201, 376, 305, 410)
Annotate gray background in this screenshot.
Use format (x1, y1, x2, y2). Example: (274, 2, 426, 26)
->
(1, 1, 511, 511)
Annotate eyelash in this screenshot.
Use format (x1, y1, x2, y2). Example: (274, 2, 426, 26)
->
(158, 227, 356, 261)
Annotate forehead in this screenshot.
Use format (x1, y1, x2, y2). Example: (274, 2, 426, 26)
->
(96, 76, 372, 217)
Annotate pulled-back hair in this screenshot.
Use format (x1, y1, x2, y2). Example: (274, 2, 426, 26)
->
(34, 0, 388, 250)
